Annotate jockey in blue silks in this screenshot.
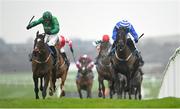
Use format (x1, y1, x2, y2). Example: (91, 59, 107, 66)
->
(110, 20, 144, 65)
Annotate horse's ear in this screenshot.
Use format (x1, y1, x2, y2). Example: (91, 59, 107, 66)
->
(36, 31, 39, 36)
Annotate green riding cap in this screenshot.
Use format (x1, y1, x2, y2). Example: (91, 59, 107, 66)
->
(27, 11, 60, 35)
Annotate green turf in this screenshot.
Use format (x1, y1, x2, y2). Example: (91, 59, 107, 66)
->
(0, 97, 179, 108)
(0, 72, 173, 108)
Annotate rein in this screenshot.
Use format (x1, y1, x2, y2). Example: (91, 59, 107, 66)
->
(32, 53, 51, 64)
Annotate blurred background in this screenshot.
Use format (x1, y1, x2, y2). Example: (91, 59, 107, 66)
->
(0, 0, 179, 99)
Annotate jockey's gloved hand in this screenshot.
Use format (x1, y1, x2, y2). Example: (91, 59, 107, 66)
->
(134, 39, 138, 43)
(70, 47, 74, 53)
(46, 30, 51, 35)
(26, 25, 31, 30)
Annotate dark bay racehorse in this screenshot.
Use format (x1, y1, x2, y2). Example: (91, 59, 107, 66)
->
(76, 58, 94, 98)
(114, 73, 127, 99)
(31, 31, 54, 99)
(130, 67, 143, 100)
(111, 27, 141, 99)
(96, 41, 114, 98)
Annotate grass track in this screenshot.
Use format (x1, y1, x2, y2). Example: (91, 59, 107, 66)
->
(0, 97, 179, 108)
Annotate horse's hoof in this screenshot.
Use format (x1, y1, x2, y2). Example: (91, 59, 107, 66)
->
(60, 91, 65, 97)
(49, 91, 53, 96)
(36, 96, 39, 99)
(40, 87, 43, 91)
(98, 92, 102, 97)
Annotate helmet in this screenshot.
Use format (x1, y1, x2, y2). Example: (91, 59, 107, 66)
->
(43, 11, 52, 20)
(102, 35, 109, 42)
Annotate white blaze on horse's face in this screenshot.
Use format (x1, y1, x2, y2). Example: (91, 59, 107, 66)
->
(82, 67, 85, 71)
(37, 38, 41, 42)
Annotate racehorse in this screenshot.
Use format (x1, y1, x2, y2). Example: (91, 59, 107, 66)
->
(96, 41, 114, 98)
(114, 73, 127, 99)
(76, 58, 94, 98)
(111, 27, 141, 99)
(31, 31, 54, 99)
(130, 67, 143, 100)
(46, 40, 69, 98)
(54, 50, 69, 97)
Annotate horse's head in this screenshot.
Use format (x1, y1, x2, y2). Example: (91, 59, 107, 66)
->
(33, 31, 46, 55)
(79, 58, 93, 76)
(116, 27, 128, 51)
(99, 41, 111, 57)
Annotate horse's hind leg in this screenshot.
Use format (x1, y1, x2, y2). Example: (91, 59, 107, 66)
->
(60, 72, 68, 97)
(42, 74, 50, 99)
(138, 85, 142, 100)
(87, 89, 92, 98)
(78, 88, 83, 99)
(33, 76, 39, 99)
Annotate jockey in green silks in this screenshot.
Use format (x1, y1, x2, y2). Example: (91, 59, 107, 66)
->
(26, 11, 59, 64)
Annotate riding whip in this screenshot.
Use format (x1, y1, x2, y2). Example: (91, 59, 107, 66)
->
(138, 33, 144, 40)
(28, 16, 35, 25)
(70, 47, 76, 63)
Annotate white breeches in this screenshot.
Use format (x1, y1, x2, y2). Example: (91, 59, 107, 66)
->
(45, 34, 59, 46)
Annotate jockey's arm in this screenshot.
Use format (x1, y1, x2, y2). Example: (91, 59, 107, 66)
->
(28, 18, 43, 29)
(129, 25, 138, 43)
(112, 26, 117, 41)
(50, 17, 60, 34)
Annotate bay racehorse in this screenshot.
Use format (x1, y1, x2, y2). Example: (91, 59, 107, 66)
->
(76, 57, 94, 98)
(47, 39, 70, 98)
(96, 41, 114, 98)
(31, 31, 54, 99)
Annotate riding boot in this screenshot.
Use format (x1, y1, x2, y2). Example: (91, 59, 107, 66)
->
(50, 46, 57, 65)
(127, 38, 144, 66)
(127, 38, 136, 52)
(62, 52, 70, 66)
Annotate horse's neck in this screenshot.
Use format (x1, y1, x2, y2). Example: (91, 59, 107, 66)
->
(59, 53, 65, 64)
(117, 46, 131, 58)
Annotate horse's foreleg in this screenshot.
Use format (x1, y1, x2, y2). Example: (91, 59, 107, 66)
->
(42, 73, 50, 99)
(33, 76, 39, 99)
(102, 80, 106, 99)
(135, 87, 138, 100)
(98, 77, 102, 97)
(40, 77, 43, 91)
(49, 74, 55, 96)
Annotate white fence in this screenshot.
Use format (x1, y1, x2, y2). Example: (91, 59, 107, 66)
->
(158, 47, 180, 98)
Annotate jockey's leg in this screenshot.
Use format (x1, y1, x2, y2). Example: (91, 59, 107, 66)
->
(127, 38, 144, 65)
(50, 46, 57, 65)
(46, 34, 58, 65)
(62, 52, 70, 66)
